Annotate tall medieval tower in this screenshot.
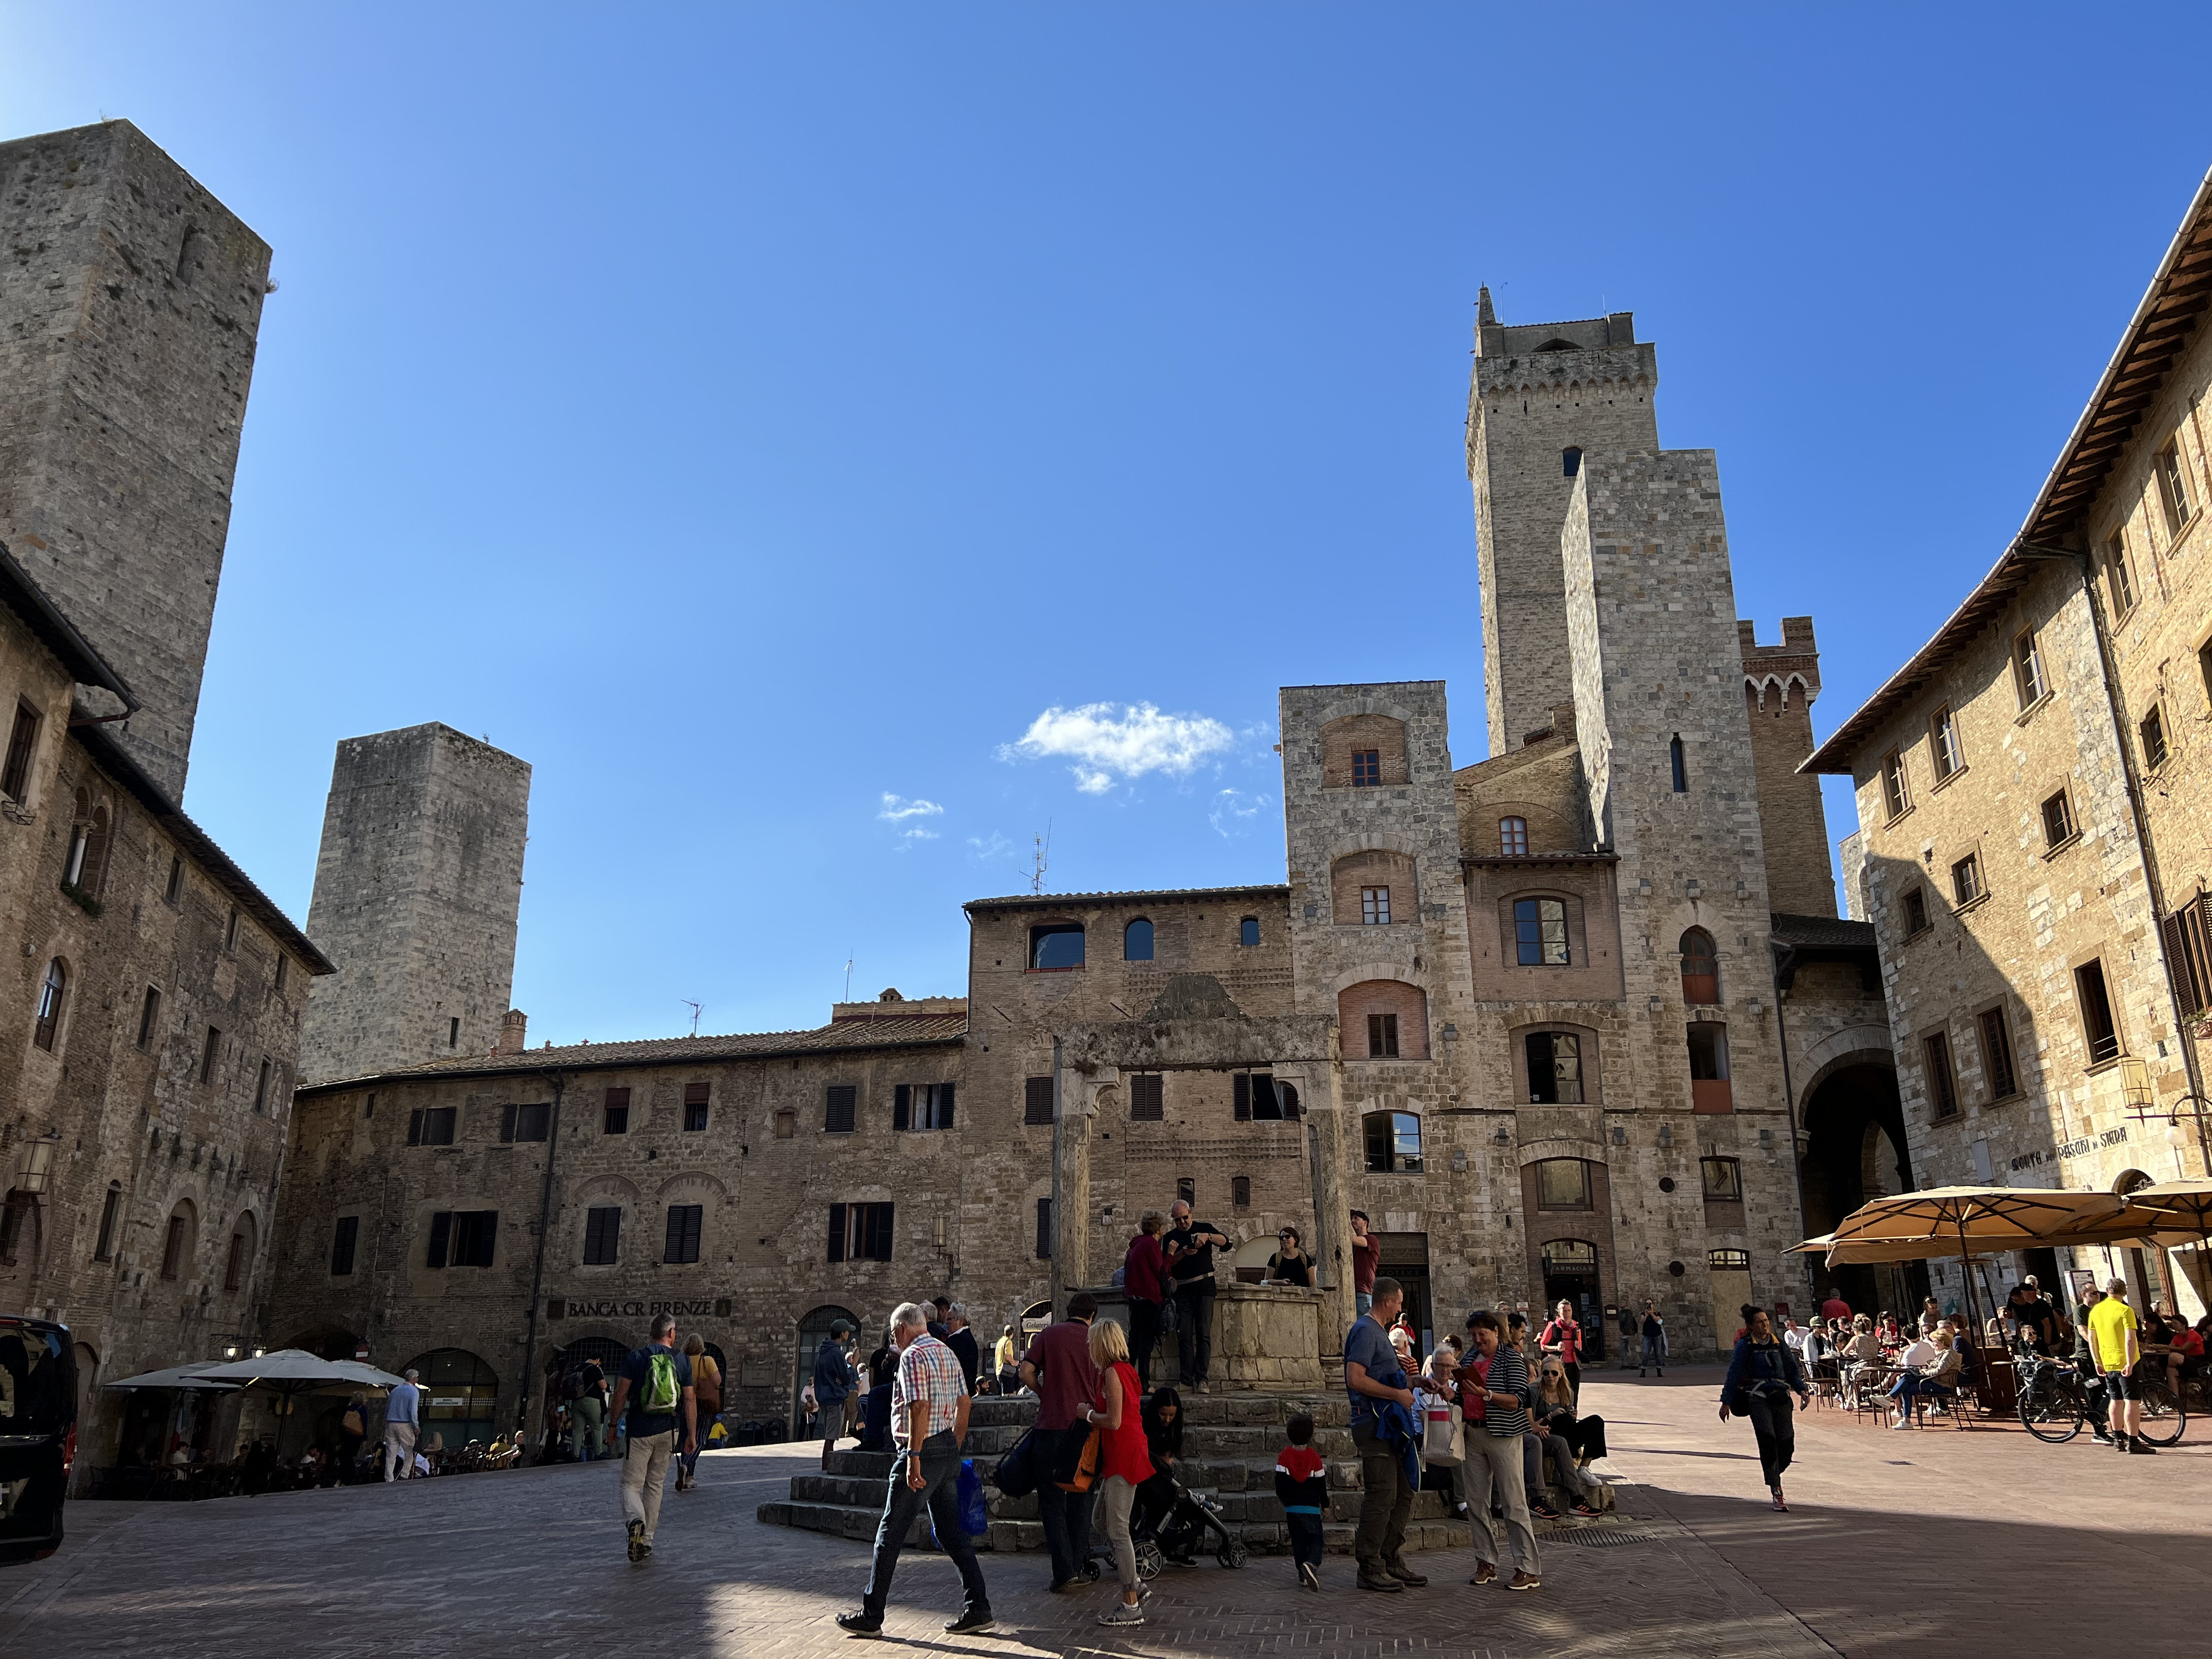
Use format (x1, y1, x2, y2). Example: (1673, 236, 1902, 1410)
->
(298, 723, 532, 1083)
(1466, 289, 1657, 755)
(0, 121, 272, 797)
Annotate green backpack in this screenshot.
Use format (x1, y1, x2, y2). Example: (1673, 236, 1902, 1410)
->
(643, 1350, 680, 1413)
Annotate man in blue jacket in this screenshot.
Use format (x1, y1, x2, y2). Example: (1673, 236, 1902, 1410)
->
(815, 1320, 857, 1468)
(1345, 1277, 1420, 1593)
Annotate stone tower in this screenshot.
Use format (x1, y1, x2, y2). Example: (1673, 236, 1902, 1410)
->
(298, 724, 532, 1083)
(0, 121, 272, 797)
(1739, 617, 1837, 917)
(1467, 288, 1658, 756)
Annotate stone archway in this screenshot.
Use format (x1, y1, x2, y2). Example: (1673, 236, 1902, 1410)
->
(1799, 1055, 1921, 1315)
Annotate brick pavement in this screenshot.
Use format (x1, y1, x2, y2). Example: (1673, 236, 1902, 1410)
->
(2, 1370, 2201, 1657)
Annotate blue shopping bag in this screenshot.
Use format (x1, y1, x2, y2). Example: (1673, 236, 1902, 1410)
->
(958, 1457, 990, 1536)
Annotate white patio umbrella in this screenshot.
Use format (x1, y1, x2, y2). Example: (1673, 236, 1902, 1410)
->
(100, 1363, 241, 1391)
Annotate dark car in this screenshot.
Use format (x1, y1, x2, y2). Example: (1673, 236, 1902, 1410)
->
(0, 1316, 76, 1564)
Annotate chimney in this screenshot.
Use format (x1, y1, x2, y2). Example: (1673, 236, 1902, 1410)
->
(498, 1009, 528, 1055)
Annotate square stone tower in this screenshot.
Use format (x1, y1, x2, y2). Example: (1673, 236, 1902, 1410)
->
(298, 724, 532, 1083)
(1467, 288, 1657, 756)
(0, 121, 272, 797)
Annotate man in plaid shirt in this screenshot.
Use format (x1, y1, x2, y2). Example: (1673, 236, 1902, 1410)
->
(838, 1302, 992, 1637)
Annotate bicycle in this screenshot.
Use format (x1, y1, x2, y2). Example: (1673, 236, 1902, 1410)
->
(2015, 1350, 2089, 1444)
(2133, 1374, 2189, 1448)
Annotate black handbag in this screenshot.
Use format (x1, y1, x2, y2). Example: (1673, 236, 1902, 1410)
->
(993, 1427, 1040, 1497)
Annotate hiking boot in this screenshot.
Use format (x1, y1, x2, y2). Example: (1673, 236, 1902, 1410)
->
(1357, 1565, 1404, 1592)
(834, 1611, 883, 1637)
(1297, 1562, 1321, 1593)
(943, 1609, 995, 1634)
(1507, 1570, 1542, 1592)
(1097, 1601, 1145, 1626)
(1384, 1558, 1427, 1585)
(1469, 1561, 1496, 1586)
(625, 1519, 646, 1562)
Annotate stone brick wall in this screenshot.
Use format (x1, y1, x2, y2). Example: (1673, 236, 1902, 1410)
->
(299, 724, 531, 1083)
(0, 122, 270, 797)
(1740, 618, 1838, 917)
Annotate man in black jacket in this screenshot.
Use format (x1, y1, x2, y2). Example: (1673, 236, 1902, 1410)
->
(944, 1303, 982, 1396)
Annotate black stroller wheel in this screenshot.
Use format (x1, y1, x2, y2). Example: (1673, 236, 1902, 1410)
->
(1082, 1558, 1103, 1583)
(1134, 1539, 1163, 1580)
(1216, 1538, 1248, 1569)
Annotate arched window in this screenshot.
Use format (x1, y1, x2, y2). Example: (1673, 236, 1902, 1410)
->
(1499, 816, 1529, 855)
(1363, 1111, 1422, 1173)
(1239, 916, 1261, 947)
(1525, 1031, 1584, 1103)
(160, 1200, 196, 1281)
(32, 959, 65, 1052)
(1124, 918, 1154, 961)
(1322, 714, 1408, 789)
(1339, 981, 1429, 1059)
(1512, 898, 1569, 966)
(224, 1213, 257, 1292)
(1029, 923, 1084, 970)
(1535, 1159, 1592, 1210)
(1562, 446, 1582, 478)
(404, 1348, 502, 1451)
(1679, 928, 1719, 1004)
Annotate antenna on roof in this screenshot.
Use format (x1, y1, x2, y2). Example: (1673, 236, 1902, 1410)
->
(679, 999, 703, 1037)
(844, 951, 854, 1001)
(1031, 820, 1051, 894)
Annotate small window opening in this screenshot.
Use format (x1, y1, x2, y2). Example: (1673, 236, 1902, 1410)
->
(164, 855, 184, 906)
(604, 1087, 633, 1135)
(2074, 959, 2120, 1065)
(1499, 816, 1528, 855)
(0, 701, 38, 803)
(1361, 886, 1391, 925)
(1238, 916, 1260, 948)
(1562, 446, 1582, 477)
(1951, 854, 1983, 906)
(1924, 1032, 1959, 1119)
(1904, 889, 1929, 936)
(1525, 1030, 1584, 1103)
(1351, 749, 1382, 788)
(1514, 897, 1569, 966)
(2014, 629, 2047, 707)
(2141, 706, 2169, 771)
(448, 1016, 460, 1048)
(1232, 1176, 1251, 1208)
(1670, 734, 1687, 792)
(1124, 918, 1154, 961)
(32, 959, 66, 1052)
(2042, 790, 2075, 848)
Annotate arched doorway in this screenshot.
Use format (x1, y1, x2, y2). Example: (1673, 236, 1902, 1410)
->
(794, 1306, 858, 1436)
(1799, 1057, 1922, 1317)
(280, 1325, 364, 1363)
(403, 1349, 501, 1454)
(1540, 1239, 1604, 1361)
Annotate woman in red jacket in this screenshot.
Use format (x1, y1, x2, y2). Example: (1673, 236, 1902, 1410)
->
(1540, 1301, 1585, 1395)
(1085, 1319, 1156, 1628)
(1123, 1211, 1169, 1391)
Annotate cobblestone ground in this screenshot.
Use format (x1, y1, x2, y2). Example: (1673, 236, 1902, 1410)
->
(4, 1369, 2205, 1658)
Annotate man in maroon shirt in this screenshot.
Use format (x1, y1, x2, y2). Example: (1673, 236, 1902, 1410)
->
(1350, 1211, 1380, 1318)
(1020, 1292, 1102, 1593)
(1819, 1290, 1852, 1326)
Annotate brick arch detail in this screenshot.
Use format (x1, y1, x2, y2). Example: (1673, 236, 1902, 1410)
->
(1323, 828, 1425, 863)
(1516, 1136, 1609, 1168)
(1327, 962, 1430, 998)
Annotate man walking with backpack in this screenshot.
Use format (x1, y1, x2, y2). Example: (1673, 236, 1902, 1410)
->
(607, 1313, 696, 1562)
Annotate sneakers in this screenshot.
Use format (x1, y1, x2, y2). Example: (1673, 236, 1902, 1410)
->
(1357, 1566, 1405, 1593)
(1469, 1561, 1497, 1586)
(834, 1611, 883, 1637)
(1384, 1558, 1428, 1587)
(1571, 1500, 1602, 1518)
(1530, 1500, 1561, 1520)
(1507, 1571, 1542, 1592)
(1097, 1600, 1145, 1626)
(1297, 1562, 1321, 1593)
(943, 1609, 995, 1635)
(625, 1519, 647, 1563)
(1771, 1485, 1788, 1512)
(2127, 1436, 2159, 1454)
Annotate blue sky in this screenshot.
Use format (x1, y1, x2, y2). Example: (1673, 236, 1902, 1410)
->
(6, 5, 2209, 1044)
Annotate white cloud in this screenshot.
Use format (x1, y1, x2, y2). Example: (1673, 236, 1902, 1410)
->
(998, 702, 1236, 792)
(879, 794, 945, 822)
(1209, 787, 1272, 840)
(901, 826, 940, 841)
(967, 832, 1018, 863)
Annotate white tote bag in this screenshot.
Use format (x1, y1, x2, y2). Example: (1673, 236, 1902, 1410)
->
(1419, 1396, 1464, 1466)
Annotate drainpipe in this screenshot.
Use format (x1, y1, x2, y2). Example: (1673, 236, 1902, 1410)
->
(517, 1073, 567, 1436)
(2030, 542, 2212, 1178)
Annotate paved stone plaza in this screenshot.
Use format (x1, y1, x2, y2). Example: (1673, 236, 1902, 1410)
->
(6, 1371, 2206, 1658)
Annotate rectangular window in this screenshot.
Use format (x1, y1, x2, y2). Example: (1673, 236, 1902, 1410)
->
(2141, 706, 2169, 771)
(1499, 816, 1530, 855)
(894, 1082, 956, 1130)
(1513, 896, 1570, 965)
(161, 1214, 187, 1280)
(1176, 1176, 1194, 1204)
(499, 1102, 551, 1142)
(1035, 1197, 1055, 1259)
(435, 1209, 497, 1269)
(1023, 1076, 1054, 1126)
(199, 1026, 221, 1085)
(224, 1230, 248, 1292)
(584, 1206, 622, 1265)
(1351, 749, 1381, 787)
(1536, 1159, 1590, 1209)
(2200, 640, 2212, 712)
(825, 1084, 857, 1134)
(1232, 1072, 1285, 1120)
(2106, 531, 2137, 614)
(1700, 1156, 1743, 1201)
(2041, 790, 2075, 848)
(0, 701, 38, 802)
(1924, 1032, 1959, 1119)
(275, 955, 289, 995)
(1929, 705, 1963, 780)
(1903, 889, 1929, 936)
(1129, 1073, 1164, 1121)
(1366, 1012, 1399, 1058)
(683, 1081, 710, 1132)
(1688, 1022, 1731, 1113)
(603, 1087, 632, 1134)
(446, 1016, 458, 1048)
(1360, 885, 1391, 925)
(1978, 1006, 2019, 1100)
(137, 986, 161, 1050)
(405, 1105, 457, 1146)
(2164, 898, 2212, 1015)
(773, 1109, 795, 1139)
(2074, 959, 2121, 1065)
(164, 855, 184, 906)
(225, 907, 239, 951)
(94, 1186, 122, 1262)
(330, 1214, 359, 1276)
(2014, 629, 2047, 707)
(253, 1058, 272, 1114)
(1525, 1030, 1584, 1104)
(1232, 1175, 1251, 1208)
(1880, 749, 1911, 818)
(828, 1201, 893, 1263)
(1950, 854, 1982, 906)
(2157, 436, 2195, 535)
(663, 1203, 703, 1265)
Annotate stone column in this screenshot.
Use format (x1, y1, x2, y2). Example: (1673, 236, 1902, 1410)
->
(1291, 1046, 1355, 1363)
(1050, 1048, 1118, 1311)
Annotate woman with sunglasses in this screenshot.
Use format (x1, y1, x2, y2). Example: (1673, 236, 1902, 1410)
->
(1533, 1363, 1606, 1517)
(1264, 1226, 1313, 1288)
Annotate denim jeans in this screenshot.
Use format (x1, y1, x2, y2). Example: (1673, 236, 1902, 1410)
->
(860, 1430, 990, 1624)
(1640, 1337, 1665, 1371)
(1037, 1469, 1094, 1585)
(1174, 1281, 1215, 1385)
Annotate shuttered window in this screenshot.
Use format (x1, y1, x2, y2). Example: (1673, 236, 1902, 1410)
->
(1024, 1076, 1054, 1126)
(2161, 895, 2211, 1016)
(584, 1206, 622, 1265)
(826, 1084, 857, 1133)
(500, 1102, 550, 1142)
(828, 1202, 894, 1262)
(664, 1203, 703, 1264)
(1036, 1198, 1053, 1259)
(407, 1106, 456, 1146)
(1130, 1074, 1164, 1121)
(330, 1215, 358, 1277)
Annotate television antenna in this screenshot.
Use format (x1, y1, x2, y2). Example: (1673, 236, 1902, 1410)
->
(844, 950, 854, 1001)
(1031, 820, 1052, 894)
(679, 999, 703, 1037)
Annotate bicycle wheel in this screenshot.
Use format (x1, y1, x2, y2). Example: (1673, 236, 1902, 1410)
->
(2018, 1378, 2084, 1443)
(2135, 1379, 2187, 1447)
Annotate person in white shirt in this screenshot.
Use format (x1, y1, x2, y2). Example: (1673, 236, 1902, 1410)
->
(1884, 1333, 1938, 1427)
(1781, 1318, 1806, 1358)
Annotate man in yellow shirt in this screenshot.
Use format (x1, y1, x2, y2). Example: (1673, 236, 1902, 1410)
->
(2086, 1277, 2152, 1454)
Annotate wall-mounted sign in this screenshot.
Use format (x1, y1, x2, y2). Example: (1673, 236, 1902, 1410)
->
(2008, 1124, 2127, 1175)
(553, 1296, 731, 1321)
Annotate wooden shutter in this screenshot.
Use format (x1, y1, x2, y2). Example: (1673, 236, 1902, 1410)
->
(1233, 1073, 1251, 1121)
(1280, 1082, 1301, 1119)
(407, 1108, 424, 1147)
(894, 1084, 911, 1131)
(1130, 1074, 1163, 1120)
(1036, 1197, 1053, 1259)
(427, 1211, 452, 1269)
(1024, 1076, 1054, 1125)
(500, 1103, 518, 1142)
(938, 1082, 955, 1129)
(828, 1203, 847, 1263)
(2163, 910, 2196, 1013)
(826, 1085, 857, 1133)
(873, 1203, 895, 1261)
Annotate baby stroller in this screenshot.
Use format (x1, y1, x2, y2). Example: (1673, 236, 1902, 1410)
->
(1127, 1469, 1249, 1572)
